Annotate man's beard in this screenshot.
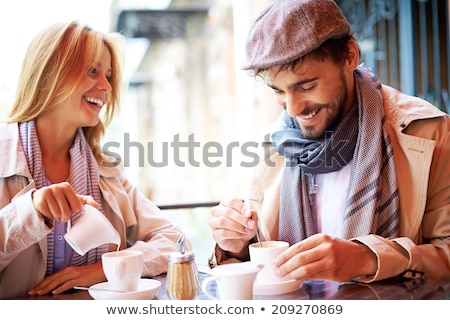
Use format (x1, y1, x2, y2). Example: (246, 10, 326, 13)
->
(300, 74, 350, 140)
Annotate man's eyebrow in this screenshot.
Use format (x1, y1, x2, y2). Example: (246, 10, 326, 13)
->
(267, 77, 318, 91)
(267, 82, 278, 90)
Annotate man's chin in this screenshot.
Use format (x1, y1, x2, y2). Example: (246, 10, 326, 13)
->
(300, 127, 325, 140)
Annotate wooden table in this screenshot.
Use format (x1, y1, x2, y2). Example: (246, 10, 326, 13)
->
(14, 271, 450, 300)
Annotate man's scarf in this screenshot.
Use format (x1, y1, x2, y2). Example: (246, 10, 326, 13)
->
(19, 120, 108, 274)
(272, 67, 399, 245)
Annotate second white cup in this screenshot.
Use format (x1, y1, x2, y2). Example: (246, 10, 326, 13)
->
(249, 240, 289, 284)
(201, 262, 262, 300)
(102, 250, 143, 292)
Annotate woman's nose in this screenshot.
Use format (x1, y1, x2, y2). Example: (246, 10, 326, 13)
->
(98, 74, 112, 92)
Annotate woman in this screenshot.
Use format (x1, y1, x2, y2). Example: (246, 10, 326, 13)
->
(0, 21, 186, 299)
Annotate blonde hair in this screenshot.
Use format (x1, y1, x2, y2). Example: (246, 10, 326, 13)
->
(7, 20, 126, 159)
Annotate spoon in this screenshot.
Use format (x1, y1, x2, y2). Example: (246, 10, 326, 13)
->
(254, 226, 263, 248)
(252, 216, 263, 248)
(74, 286, 126, 293)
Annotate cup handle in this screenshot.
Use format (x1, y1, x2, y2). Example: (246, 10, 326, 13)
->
(201, 276, 218, 300)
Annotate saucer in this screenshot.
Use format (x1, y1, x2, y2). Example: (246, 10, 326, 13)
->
(88, 279, 161, 300)
(253, 279, 303, 295)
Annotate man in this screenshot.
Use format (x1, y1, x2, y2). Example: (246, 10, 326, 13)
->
(209, 0, 450, 283)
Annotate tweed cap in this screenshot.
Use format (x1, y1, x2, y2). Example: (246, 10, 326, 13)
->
(241, 0, 350, 70)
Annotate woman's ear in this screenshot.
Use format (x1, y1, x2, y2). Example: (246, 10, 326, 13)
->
(346, 39, 360, 70)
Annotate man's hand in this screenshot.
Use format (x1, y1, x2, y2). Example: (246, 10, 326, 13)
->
(210, 198, 258, 255)
(274, 233, 377, 282)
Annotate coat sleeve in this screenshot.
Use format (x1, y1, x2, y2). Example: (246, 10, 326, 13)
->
(0, 179, 51, 271)
(353, 115, 450, 282)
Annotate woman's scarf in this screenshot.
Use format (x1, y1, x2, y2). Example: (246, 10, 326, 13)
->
(272, 67, 400, 245)
(19, 120, 108, 274)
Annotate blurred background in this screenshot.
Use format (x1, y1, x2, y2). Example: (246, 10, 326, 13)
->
(1, 0, 449, 266)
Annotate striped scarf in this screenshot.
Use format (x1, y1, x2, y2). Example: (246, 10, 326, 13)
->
(272, 67, 399, 245)
(18, 121, 108, 274)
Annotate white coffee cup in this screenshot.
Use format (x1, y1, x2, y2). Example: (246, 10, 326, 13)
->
(201, 262, 262, 300)
(249, 240, 289, 284)
(102, 250, 143, 292)
(64, 204, 120, 256)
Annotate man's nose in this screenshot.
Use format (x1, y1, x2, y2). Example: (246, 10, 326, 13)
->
(285, 93, 305, 117)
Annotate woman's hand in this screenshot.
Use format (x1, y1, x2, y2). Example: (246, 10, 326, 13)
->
(28, 262, 106, 295)
(209, 198, 258, 255)
(32, 182, 99, 223)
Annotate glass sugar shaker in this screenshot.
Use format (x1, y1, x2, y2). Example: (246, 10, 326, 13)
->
(166, 234, 200, 300)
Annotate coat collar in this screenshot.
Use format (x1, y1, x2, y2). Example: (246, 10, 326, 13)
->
(382, 84, 447, 132)
(0, 122, 32, 179)
(0, 122, 123, 179)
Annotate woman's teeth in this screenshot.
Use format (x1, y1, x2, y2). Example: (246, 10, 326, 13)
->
(85, 96, 104, 107)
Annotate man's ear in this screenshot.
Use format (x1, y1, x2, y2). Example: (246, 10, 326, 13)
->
(346, 39, 360, 70)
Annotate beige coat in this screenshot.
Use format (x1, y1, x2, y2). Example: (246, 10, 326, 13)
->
(218, 85, 450, 282)
(0, 122, 186, 299)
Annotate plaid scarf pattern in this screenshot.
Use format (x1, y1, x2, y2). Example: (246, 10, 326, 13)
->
(19, 121, 108, 274)
(272, 67, 400, 245)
